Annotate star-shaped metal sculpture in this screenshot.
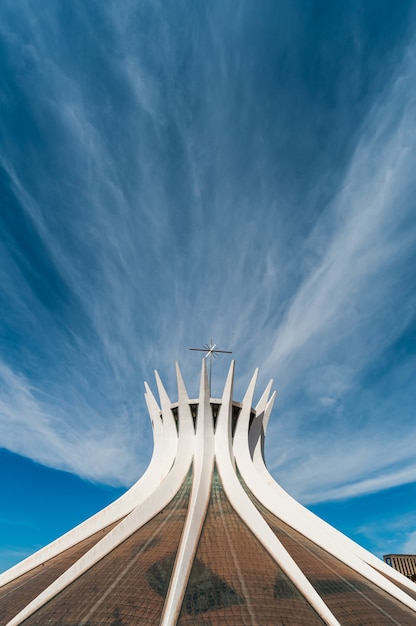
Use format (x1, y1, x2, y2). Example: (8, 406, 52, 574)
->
(189, 338, 232, 392)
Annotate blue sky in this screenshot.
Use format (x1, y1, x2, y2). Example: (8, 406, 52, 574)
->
(1, 0, 416, 572)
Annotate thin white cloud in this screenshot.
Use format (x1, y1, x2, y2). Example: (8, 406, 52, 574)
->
(0, 359, 148, 485)
(0, 2, 415, 511)
(242, 55, 416, 509)
(401, 531, 416, 554)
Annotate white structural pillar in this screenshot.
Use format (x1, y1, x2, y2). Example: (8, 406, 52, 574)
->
(2, 360, 416, 626)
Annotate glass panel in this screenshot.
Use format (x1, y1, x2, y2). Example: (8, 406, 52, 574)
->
(0, 521, 119, 624)
(248, 490, 416, 626)
(178, 467, 325, 625)
(21, 471, 192, 626)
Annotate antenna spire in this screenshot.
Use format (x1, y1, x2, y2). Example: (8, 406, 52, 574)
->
(189, 337, 232, 393)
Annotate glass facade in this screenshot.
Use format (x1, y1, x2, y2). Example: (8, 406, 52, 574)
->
(177, 468, 325, 626)
(248, 489, 416, 626)
(3, 375, 416, 626)
(21, 472, 192, 626)
(0, 521, 119, 625)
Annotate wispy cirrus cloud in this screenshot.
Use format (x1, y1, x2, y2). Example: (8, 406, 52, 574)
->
(0, 358, 148, 485)
(0, 0, 415, 524)
(262, 45, 416, 502)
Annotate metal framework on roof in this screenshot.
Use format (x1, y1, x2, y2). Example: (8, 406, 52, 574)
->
(1, 361, 416, 625)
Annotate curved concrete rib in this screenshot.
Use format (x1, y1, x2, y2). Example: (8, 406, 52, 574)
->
(6, 373, 193, 626)
(248, 378, 273, 459)
(3, 361, 416, 626)
(160, 360, 215, 626)
(235, 391, 416, 612)
(250, 387, 275, 465)
(249, 391, 416, 595)
(216, 364, 340, 626)
(0, 385, 176, 588)
(248, 397, 416, 599)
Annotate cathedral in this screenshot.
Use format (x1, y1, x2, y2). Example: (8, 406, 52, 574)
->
(1, 361, 416, 625)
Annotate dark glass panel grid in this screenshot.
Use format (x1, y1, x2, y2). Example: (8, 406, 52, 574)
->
(21, 472, 192, 626)
(0, 521, 119, 624)
(177, 468, 325, 626)
(250, 492, 416, 625)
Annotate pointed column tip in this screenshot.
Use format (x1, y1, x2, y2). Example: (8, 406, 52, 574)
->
(154, 370, 172, 407)
(144, 380, 155, 398)
(221, 360, 235, 399)
(242, 368, 258, 405)
(175, 361, 190, 403)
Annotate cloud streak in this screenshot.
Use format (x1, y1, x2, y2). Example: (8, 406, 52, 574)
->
(260, 44, 416, 503)
(0, 1, 415, 521)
